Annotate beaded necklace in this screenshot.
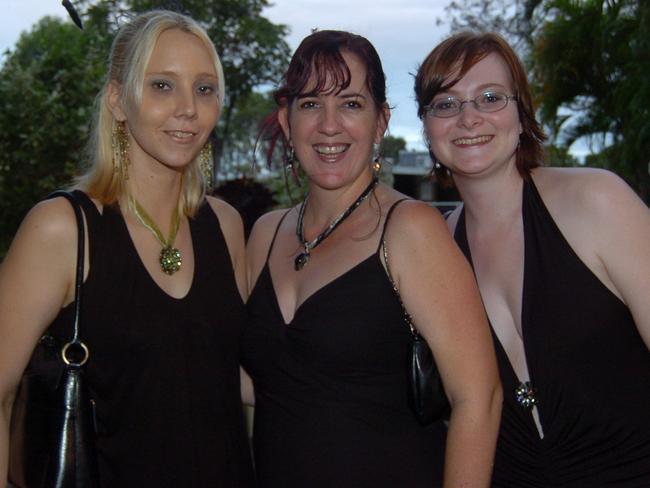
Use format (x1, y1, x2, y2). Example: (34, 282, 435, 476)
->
(294, 176, 378, 271)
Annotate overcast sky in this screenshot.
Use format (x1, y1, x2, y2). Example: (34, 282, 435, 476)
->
(0, 0, 455, 150)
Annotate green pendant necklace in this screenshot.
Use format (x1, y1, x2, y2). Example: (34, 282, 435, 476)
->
(129, 196, 182, 275)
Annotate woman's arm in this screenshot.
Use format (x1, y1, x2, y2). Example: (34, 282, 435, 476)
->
(206, 197, 247, 301)
(0, 198, 78, 486)
(579, 170, 650, 347)
(238, 210, 288, 406)
(385, 200, 502, 488)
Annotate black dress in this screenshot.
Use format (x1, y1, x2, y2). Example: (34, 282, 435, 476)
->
(37, 193, 255, 487)
(455, 178, 650, 487)
(242, 202, 447, 488)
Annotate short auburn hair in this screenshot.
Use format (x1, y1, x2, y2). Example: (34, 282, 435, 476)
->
(415, 32, 546, 181)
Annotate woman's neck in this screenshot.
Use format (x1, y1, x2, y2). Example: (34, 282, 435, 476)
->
(454, 166, 524, 227)
(304, 171, 376, 227)
(124, 163, 184, 221)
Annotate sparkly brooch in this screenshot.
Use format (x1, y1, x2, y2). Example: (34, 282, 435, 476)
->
(515, 381, 538, 409)
(159, 246, 182, 275)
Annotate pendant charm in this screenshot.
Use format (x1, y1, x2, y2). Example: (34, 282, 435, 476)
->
(515, 381, 538, 409)
(294, 252, 310, 271)
(160, 246, 182, 275)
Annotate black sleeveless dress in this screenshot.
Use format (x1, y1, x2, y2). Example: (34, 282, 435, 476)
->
(241, 203, 447, 488)
(455, 178, 650, 487)
(37, 193, 255, 487)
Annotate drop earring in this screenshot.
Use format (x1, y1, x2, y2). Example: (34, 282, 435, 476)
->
(112, 120, 130, 181)
(199, 142, 214, 189)
(371, 144, 382, 173)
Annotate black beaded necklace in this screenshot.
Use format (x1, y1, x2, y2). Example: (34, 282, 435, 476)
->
(294, 176, 378, 271)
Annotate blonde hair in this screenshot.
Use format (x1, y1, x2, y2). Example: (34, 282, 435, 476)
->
(76, 10, 225, 217)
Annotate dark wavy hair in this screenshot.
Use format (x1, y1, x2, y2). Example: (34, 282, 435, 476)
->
(414, 32, 546, 184)
(259, 30, 388, 168)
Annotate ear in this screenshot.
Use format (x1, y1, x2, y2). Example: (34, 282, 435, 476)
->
(278, 104, 291, 143)
(374, 103, 391, 145)
(106, 81, 127, 122)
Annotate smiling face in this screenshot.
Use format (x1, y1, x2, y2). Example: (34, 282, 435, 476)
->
(424, 53, 521, 180)
(279, 50, 388, 192)
(109, 28, 221, 174)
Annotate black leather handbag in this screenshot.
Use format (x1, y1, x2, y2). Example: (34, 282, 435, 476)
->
(382, 238, 451, 426)
(9, 190, 100, 488)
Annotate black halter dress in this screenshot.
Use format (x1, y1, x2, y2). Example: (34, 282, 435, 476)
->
(454, 178, 650, 487)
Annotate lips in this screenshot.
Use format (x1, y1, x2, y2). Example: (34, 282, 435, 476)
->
(313, 144, 350, 155)
(164, 130, 197, 142)
(452, 135, 493, 146)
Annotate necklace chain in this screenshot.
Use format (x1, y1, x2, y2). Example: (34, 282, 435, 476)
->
(130, 196, 182, 275)
(294, 176, 378, 271)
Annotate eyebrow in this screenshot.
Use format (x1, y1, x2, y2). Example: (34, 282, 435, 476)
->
(339, 92, 366, 100)
(296, 91, 367, 100)
(440, 82, 509, 96)
(145, 70, 218, 80)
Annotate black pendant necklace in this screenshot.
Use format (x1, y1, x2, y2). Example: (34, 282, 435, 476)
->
(294, 176, 378, 271)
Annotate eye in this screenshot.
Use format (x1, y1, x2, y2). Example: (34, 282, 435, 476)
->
(343, 100, 362, 109)
(298, 100, 319, 110)
(197, 84, 217, 96)
(479, 92, 505, 104)
(432, 97, 459, 112)
(151, 80, 172, 91)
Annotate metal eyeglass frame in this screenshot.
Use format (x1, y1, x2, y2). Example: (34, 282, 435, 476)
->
(424, 92, 518, 119)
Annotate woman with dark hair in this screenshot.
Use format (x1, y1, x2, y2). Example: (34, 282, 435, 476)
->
(242, 30, 501, 487)
(0, 10, 254, 486)
(415, 32, 650, 486)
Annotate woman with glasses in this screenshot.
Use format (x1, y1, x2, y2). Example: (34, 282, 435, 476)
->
(415, 31, 650, 486)
(242, 30, 501, 487)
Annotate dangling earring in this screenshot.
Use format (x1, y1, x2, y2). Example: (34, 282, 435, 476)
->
(285, 147, 295, 173)
(112, 120, 130, 181)
(199, 142, 214, 189)
(371, 144, 382, 174)
(285, 146, 300, 181)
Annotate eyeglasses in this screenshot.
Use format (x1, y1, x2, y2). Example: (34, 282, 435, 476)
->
(423, 92, 517, 118)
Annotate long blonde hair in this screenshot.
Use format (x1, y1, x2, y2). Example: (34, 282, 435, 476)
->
(76, 10, 225, 217)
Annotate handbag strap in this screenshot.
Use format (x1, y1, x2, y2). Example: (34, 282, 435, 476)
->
(380, 199, 420, 338)
(47, 190, 89, 366)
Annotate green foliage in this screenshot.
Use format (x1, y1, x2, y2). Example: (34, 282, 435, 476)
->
(380, 135, 407, 161)
(263, 168, 305, 210)
(531, 0, 649, 199)
(212, 177, 276, 237)
(219, 91, 276, 179)
(545, 144, 579, 167)
(440, 0, 543, 53)
(0, 16, 110, 253)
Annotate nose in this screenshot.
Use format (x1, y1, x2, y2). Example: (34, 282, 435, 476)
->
(317, 104, 341, 136)
(456, 100, 482, 129)
(175, 86, 197, 118)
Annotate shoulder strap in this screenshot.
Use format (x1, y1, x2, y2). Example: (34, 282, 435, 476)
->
(46, 191, 88, 364)
(377, 198, 409, 252)
(379, 198, 418, 337)
(265, 209, 293, 263)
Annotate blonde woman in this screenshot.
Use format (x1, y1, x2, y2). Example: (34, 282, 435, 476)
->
(0, 10, 254, 486)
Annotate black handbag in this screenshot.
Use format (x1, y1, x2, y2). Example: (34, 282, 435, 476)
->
(382, 238, 451, 426)
(9, 190, 100, 488)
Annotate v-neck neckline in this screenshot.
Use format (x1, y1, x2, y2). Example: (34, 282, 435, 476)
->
(114, 204, 197, 302)
(455, 179, 546, 440)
